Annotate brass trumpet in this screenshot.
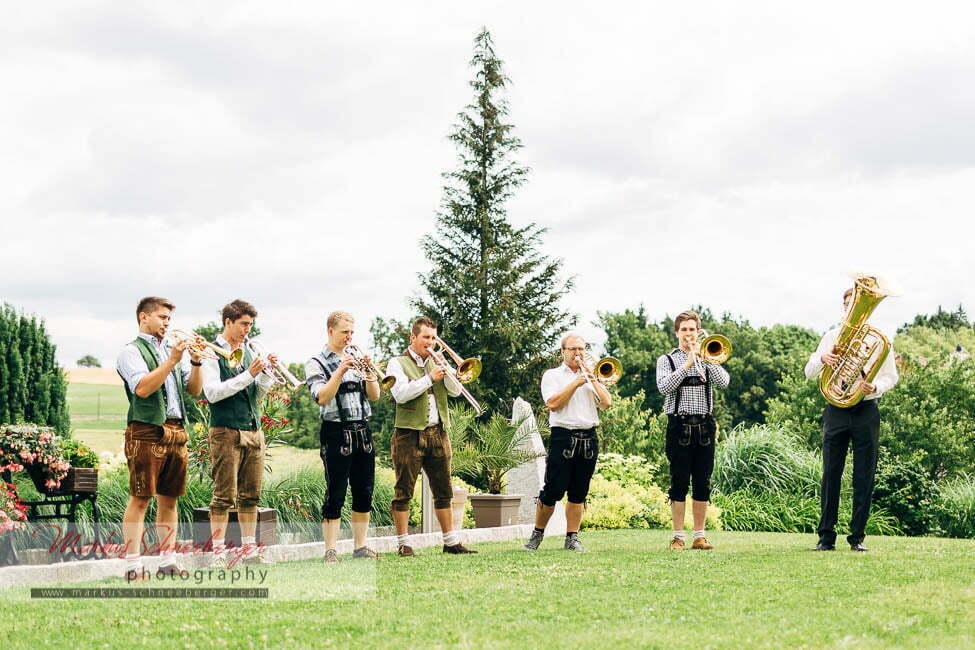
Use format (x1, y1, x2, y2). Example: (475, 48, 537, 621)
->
(576, 352, 623, 392)
(166, 329, 243, 366)
(431, 335, 481, 384)
(426, 343, 484, 415)
(698, 330, 732, 365)
(245, 338, 303, 389)
(343, 345, 396, 390)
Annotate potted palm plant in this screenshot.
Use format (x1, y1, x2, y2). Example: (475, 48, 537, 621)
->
(450, 406, 543, 528)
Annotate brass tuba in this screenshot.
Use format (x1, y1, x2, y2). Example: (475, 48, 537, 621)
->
(818, 273, 897, 408)
(698, 330, 732, 365)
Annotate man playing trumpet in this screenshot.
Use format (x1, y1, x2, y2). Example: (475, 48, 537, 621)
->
(656, 310, 729, 551)
(524, 334, 612, 553)
(116, 297, 204, 580)
(202, 299, 275, 566)
(305, 311, 381, 562)
(385, 317, 476, 556)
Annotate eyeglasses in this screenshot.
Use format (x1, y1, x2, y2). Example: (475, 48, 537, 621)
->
(563, 346, 587, 352)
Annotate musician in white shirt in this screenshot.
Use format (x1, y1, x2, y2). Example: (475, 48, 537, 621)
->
(805, 287, 899, 552)
(524, 334, 611, 553)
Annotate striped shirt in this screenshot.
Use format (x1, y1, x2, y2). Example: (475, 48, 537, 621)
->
(305, 348, 372, 423)
(656, 348, 730, 415)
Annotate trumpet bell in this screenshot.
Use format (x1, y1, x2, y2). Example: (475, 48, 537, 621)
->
(379, 374, 397, 391)
(700, 334, 732, 365)
(594, 357, 623, 385)
(456, 357, 482, 384)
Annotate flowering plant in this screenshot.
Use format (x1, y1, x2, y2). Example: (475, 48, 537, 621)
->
(186, 386, 293, 481)
(0, 424, 70, 491)
(0, 482, 28, 534)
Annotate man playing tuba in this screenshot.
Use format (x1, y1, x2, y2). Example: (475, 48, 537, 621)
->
(806, 283, 899, 552)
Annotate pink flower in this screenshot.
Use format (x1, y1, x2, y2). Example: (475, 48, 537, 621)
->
(18, 449, 33, 461)
(39, 432, 52, 443)
(44, 479, 58, 489)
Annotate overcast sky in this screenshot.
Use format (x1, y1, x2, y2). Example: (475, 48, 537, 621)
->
(2, 1, 973, 368)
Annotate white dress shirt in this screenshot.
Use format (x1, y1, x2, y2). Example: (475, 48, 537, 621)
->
(202, 335, 274, 404)
(386, 348, 462, 427)
(804, 326, 899, 400)
(116, 333, 191, 419)
(541, 363, 600, 429)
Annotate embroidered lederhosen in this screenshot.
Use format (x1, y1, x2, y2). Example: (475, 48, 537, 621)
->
(562, 429, 598, 460)
(665, 352, 714, 447)
(312, 357, 373, 455)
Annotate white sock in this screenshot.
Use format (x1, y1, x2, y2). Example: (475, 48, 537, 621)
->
(212, 538, 226, 556)
(693, 529, 706, 540)
(125, 554, 141, 572)
(159, 549, 176, 565)
(397, 534, 409, 547)
(443, 530, 459, 546)
(242, 536, 256, 547)
(672, 530, 686, 541)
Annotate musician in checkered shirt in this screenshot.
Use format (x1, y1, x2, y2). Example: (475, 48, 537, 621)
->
(656, 310, 730, 552)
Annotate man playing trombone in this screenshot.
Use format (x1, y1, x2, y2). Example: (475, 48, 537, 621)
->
(656, 310, 730, 551)
(385, 317, 476, 557)
(305, 311, 381, 562)
(202, 299, 275, 566)
(116, 297, 204, 580)
(524, 334, 612, 553)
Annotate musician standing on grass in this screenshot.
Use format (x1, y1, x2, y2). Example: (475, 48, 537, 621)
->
(305, 311, 381, 563)
(805, 287, 898, 552)
(116, 297, 203, 581)
(524, 334, 612, 553)
(656, 310, 729, 552)
(202, 299, 275, 566)
(385, 317, 476, 557)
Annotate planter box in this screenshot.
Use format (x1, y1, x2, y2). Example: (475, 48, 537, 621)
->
(27, 465, 98, 495)
(191, 507, 278, 550)
(468, 494, 523, 528)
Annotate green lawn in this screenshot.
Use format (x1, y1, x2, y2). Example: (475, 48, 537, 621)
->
(3, 530, 974, 648)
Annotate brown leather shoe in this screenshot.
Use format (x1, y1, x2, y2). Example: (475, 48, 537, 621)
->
(443, 543, 478, 554)
(691, 537, 714, 550)
(397, 545, 415, 557)
(669, 536, 685, 551)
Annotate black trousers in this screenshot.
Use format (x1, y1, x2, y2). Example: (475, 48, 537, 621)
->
(538, 427, 598, 506)
(319, 421, 375, 520)
(665, 415, 716, 502)
(817, 400, 880, 546)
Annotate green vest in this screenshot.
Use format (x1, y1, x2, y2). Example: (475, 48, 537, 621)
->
(394, 352, 451, 430)
(209, 344, 260, 430)
(122, 337, 186, 426)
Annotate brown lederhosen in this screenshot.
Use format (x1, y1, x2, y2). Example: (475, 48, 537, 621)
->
(390, 423, 453, 511)
(208, 426, 265, 515)
(124, 419, 188, 498)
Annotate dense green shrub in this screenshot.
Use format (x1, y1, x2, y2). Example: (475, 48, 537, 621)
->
(715, 490, 901, 536)
(595, 453, 658, 489)
(932, 474, 975, 538)
(872, 450, 938, 536)
(0, 303, 70, 435)
(583, 475, 670, 530)
(712, 424, 824, 498)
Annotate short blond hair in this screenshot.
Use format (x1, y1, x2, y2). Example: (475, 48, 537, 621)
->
(561, 333, 585, 349)
(327, 311, 354, 329)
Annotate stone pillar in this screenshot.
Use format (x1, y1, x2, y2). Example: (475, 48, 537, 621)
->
(506, 397, 567, 535)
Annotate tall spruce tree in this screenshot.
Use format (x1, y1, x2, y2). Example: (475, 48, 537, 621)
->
(413, 28, 576, 412)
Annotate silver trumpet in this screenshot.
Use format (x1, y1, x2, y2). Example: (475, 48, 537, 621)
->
(426, 345, 484, 415)
(343, 345, 396, 390)
(245, 338, 303, 389)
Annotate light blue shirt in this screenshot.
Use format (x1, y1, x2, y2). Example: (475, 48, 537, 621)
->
(116, 333, 191, 419)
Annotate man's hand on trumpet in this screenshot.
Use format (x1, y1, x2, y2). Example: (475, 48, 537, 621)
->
(247, 356, 268, 378)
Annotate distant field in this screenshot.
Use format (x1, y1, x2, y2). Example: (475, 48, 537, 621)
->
(66, 382, 319, 473)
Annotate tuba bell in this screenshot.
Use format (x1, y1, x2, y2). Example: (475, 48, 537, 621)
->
(818, 273, 898, 408)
